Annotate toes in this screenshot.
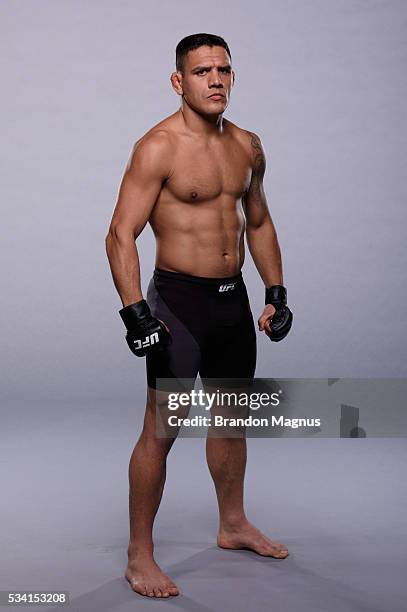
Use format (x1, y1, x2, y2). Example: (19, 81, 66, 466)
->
(161, 584, 171, 597)
(264, 538, 289, 557)
(136, 585, 148, 596)
(274, 547, 289, 558)
(125, 567, 178, 598)
(163, 578, 179, 596)
(167, 585, 179, 596)
(128, 579, 147, 596)
(258, 543, 289, 557)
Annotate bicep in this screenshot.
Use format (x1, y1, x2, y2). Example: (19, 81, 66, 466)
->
(243, 132, 270, 229)
(110, 135, 171, 236)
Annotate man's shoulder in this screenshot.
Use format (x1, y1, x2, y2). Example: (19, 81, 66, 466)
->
(133, 123, 175, 155)
(224, 120, 263, 158)
(124, 117, 179, 179)
(136, 110, 182, 145)
(223, 120, 264, 165)
(129, 116, 179, 171)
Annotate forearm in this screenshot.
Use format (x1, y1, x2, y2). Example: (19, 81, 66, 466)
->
(246, 219, 283, 287)
(105, 229, 143, 307)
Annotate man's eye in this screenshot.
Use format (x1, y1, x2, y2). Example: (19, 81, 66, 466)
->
(197, 70, 207, 75)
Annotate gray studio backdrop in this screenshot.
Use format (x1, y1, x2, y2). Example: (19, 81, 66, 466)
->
(1, 0, 406, 407)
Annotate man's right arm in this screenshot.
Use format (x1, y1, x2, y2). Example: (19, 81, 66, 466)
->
(105, 131, 173, 307)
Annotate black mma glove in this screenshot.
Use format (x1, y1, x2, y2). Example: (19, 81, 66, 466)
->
(265, 285, 293, 342)
(119, 299, 171, 357)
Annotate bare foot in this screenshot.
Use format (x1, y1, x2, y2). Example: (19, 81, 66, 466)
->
(217, 520, 289, 558)
(125, 554, 179, 598)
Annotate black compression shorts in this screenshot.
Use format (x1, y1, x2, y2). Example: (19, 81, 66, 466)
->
(145, 267, 257, 389)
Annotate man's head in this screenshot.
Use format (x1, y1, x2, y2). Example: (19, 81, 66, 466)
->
(175, 33, 232, 74)
(171, 33, 234, 116)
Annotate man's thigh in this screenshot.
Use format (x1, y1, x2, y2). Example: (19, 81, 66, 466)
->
(200, 292, 257, 383)
(145, 276, 201, 389)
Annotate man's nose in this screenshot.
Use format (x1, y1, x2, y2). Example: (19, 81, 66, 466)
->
(208, 69, 223, 87)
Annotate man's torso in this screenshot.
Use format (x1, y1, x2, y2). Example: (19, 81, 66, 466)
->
(139, 112, 254, 277)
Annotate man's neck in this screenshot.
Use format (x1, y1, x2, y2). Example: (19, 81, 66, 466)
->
(178, 100, 224, 136)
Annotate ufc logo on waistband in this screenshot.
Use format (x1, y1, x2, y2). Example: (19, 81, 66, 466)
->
(133, 332, 159, 349)
(219, 283, 236, 292)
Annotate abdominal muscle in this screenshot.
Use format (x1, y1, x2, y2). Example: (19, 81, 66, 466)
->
(150, 196, 246, 278)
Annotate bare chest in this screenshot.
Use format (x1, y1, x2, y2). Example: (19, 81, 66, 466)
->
(164, 140, 251, 204)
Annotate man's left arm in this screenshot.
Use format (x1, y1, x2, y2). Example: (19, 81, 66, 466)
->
(242, 131, 293, 341)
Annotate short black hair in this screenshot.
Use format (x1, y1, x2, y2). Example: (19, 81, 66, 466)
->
(176, 33, 232, 73)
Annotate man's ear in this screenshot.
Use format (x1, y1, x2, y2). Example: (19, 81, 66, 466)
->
(170, 71, 183, 95)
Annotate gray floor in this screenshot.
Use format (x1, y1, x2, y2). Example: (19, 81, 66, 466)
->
(1, 399, 407, 611)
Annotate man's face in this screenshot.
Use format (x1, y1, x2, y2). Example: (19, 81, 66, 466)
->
(177, 45, 234, 115)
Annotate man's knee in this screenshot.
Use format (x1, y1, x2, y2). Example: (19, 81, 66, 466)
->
(145, 385, 191, 438)
(137, 386, 183, 451)
(138, 427, 175, 457)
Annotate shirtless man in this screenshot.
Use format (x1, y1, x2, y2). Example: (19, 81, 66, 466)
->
(106, 33, 293, 599)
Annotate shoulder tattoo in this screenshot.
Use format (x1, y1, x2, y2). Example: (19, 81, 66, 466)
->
(248, 131, 266, 176)
(246, 131, 266, 207)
